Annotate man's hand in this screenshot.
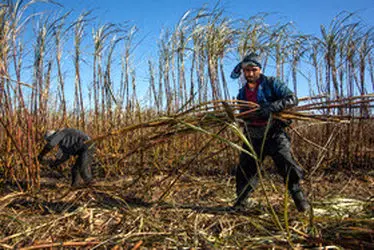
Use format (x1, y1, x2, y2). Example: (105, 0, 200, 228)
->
(37, 155, 48, 165)
(256, 104, 272, 119)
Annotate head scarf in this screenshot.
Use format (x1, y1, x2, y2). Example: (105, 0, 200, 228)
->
(230, 52, 262, 79)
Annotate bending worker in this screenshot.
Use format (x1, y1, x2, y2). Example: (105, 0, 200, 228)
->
(38, 128, 95, 187)
(231, 52, 310, 212)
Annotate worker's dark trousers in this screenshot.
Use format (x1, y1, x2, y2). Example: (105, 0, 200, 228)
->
(236, 128, 304, 205)
(71, 146, 94, 186)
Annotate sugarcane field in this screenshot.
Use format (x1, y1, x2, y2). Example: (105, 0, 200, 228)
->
(0, 1, 373, 249)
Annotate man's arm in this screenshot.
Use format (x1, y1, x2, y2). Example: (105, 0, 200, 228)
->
(38, 144, 54, 162)
(257, 78, 298, 118)
(38, 130, 64, 163)
(267, 94, 298, 113)
(257, 95, 298, 119)
(272, 78, 298, 109)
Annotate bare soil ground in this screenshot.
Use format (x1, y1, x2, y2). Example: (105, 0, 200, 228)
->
(0, 168, 373, 249)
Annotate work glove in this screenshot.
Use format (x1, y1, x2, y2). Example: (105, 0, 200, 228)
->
(256, 95, 298, 119)
(256, 104, 272, 119)
(37, 155, 49, 166)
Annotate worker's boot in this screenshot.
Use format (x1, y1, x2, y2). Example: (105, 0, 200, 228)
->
(233, 197, 257, 212)
(234, 176, 258, 211)
(291, 189, 311, 212)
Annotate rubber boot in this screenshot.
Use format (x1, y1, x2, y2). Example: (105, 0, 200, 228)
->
(291, 190, 311, 212)
(234, 177, 258, 209)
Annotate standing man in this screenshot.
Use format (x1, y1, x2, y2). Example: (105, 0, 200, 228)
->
(231, 52, 310, 212)
(38, 128, 95, 188)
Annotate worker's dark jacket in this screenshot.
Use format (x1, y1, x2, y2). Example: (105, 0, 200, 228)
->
(38, 128, 91, 166)
(237, 74, 297, 113)
(237, 74, 297, 133)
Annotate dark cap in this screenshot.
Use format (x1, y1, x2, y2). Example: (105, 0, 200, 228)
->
(230, 52, 262, 79)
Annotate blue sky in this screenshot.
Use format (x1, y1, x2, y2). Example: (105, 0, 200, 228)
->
(56, 0, 374, 43)
(58, 0, 374, 50)
(58, 0, 373, 34)
(27, 0, 374, 102)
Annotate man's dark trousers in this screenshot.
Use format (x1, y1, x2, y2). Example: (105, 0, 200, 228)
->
(236, 128, 304, 205)
(71, 145, 94, 187)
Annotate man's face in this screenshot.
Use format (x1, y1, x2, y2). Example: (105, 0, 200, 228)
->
(242, 65, 261, 83)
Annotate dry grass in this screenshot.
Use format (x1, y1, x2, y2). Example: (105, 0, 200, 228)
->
(0, 168, 372, 249)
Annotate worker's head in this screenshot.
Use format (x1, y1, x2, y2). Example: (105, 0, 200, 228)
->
(241, 53, 262, 69)
(44, 130, 56, 141)
(230, 52, 262, 82)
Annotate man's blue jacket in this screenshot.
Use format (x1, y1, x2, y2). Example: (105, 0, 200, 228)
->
(236, 74, 298, 114)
